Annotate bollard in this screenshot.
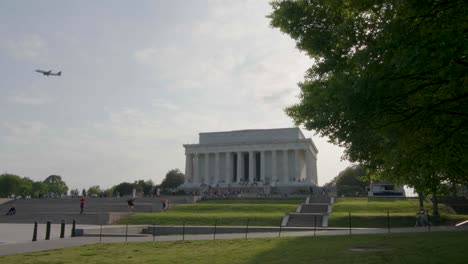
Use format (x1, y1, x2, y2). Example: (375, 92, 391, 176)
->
(213, 220, 217, 240)
(60, 220, 65, 238)
(125, 223, 128, 243)
(152, 223, 156, 242)
(99, 224, 103, 243)
(182, 221, 185, 241)
(278, 218, 282, 237)
(348, 212, 352, 235)
(71, 219, 76, 237)
(32, 221, 38, 242)
(45, 221, 51, 240)
(387, 210, 390, 233)
(245, 218, 250, 239)
(314, 215, 317, 237)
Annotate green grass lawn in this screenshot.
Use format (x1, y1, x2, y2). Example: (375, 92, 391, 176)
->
(118, 199, 302, 226)
(329, 197, 468, 227)
(118, 197, 468, 228)
(2, 231, 467, 263)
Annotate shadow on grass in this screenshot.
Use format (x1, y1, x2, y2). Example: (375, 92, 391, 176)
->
(248, 231, 468, 264)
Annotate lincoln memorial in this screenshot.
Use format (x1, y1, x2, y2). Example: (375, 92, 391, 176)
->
(181, 128, 318, 193)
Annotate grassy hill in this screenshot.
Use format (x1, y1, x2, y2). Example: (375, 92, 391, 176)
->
(329, 197, 468, 227)
(118, 199, 302, 226)
(118, 197, 467, 227)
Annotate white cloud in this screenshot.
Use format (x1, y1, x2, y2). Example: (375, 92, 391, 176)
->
(133, 48, 159, 64)
(152, 98, 179, 111)
(8, 93, 51, 105)
(2, 121, 48, 144)
(3, 34, 46, 60)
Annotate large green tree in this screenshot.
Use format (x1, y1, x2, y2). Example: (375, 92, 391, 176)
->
(269, 0, 467, 209)
(87, 185, 102, 197)
(30, 181, 47, 198)
(160, 169, 185, 189)
(43, 175, 69, 197)
(325, 165, 368, 197)
(0, 174, 23, 197)
(113, 182, 134, 196)
(134, 180, 155, 196)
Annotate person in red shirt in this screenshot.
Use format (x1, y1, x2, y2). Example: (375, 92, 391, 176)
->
(80, 196, 86, 214)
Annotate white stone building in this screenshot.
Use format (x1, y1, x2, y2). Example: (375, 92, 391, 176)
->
(182, 128, 318, 192)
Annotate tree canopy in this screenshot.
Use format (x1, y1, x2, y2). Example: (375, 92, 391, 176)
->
(0, 174, 49, 198)
(0, 174, 24, 197)
(43, 175, 69, 197)
(160, 169, 185, 189)
(269, 0, 467, 188)
(325, 165, 368, 196)
(113, 182, 135, 196)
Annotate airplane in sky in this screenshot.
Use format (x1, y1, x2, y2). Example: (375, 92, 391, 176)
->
(35, 69, 62, 76)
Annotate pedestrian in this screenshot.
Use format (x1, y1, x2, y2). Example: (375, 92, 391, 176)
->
(415, 207, 426, 227)
(5, 204, 16, 215)
(80, 196, 86, 214)
(127, 197, 135, 212)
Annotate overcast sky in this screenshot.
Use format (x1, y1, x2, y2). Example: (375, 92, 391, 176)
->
(0, 0, 352, 191)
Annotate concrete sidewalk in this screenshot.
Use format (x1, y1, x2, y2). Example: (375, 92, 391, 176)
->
(0, 223, 98, 244)
(0, 224, 467, 256)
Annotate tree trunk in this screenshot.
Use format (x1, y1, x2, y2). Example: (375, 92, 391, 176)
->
(432, 191, 440, 217)
(417, 192, 424, 209)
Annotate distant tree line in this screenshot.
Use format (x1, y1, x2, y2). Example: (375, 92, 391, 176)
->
(107, 169, 185, 197)
(325, 165, 368, 197)
(0, 174, 68, 198)
(0, 169, 185, 198)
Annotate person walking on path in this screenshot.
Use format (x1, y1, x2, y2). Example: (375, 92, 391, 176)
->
(79, 196, 86, 214)
(5, 204, 16, 215)
(127, 197, 135, 212)
(415, 207, 429, 227)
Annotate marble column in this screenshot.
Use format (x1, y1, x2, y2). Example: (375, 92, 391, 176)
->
(185, 154, 193, 183)
(226, 152, 231, 184)
(305, 150, 313, 183)
(237, 151, 242, 183)
(312, 156, 318, 185)
(215, 152, 220, 184)
(295, 149, 300, 181)
(193, 154, 199, 184)
(283, 149, 288, 182)
(272, 150, 277, 183)
(248, 151, 254, 182)
(205, 153, 210, 184)
(260, 151, 265, 182)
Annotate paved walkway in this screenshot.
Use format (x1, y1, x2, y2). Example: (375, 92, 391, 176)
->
(0, 224, 467, 256)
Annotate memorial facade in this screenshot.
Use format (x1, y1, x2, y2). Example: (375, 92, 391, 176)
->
(181, 128, 318, 192)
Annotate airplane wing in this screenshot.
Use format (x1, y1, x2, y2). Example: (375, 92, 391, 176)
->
(35, 69, 53, 75)
(36, 69, 61, 76)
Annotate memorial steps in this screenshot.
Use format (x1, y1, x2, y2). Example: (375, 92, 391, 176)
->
(286, 213, 324, 227)
(0, 197, 189, 224)
(285, 196, 334, 227)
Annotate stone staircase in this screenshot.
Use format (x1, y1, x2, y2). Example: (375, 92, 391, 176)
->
(0, 196, 191, 225)
(284, 195, 334, 227)
(437, 196, 468, 214)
